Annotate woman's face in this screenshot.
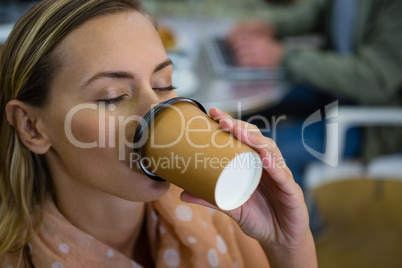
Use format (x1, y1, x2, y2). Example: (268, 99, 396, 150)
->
(41, 11, 177, 202)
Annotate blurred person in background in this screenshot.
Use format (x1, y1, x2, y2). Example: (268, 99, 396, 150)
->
(227, 0, 402, 188)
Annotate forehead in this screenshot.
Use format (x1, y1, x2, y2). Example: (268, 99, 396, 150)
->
(54, 11, 166, 79)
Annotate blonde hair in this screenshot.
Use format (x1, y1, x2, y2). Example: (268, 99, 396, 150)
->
(0, 0, 142, 255)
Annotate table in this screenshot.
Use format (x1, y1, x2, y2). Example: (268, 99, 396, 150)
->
(158, 17, 290, 117)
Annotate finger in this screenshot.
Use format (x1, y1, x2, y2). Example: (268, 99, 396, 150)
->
(236, 54, 264, 67)
(233, 46, 256, 60)
(221, 117, 295, 186)
(209, 107, 233, 122)
(230, 41, 272, 67)
(209, 107, 245, 136)
(209, 108, 272, 152)
(227, 26, 252, 43)
(210, 108, 295, 189)
(230, 21, 270, 36)
(260, 149, 294, 187)
(232, 48, 256, 67)
(219, 116, 274, 153)
(227, 29, 243, 44)
(227, 121, 299, 197)
(229, 36, 257, 51)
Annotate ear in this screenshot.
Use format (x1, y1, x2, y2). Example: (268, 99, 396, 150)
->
(6, 100, 51, 154)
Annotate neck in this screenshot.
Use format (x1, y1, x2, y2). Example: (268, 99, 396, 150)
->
(57, 189, 145, 258)
(47, 158, 146, 259)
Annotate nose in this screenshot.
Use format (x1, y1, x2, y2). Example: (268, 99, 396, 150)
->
(141, 88, 160, 105)
(137, 84, 178, 113)
(140, 84, 178, 105)
(159, 91, 179, 103)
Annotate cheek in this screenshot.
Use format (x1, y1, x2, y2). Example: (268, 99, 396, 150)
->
(44, 96, 101, 147)
(46, 104, 116, 174)
(64, 106, 125, 148)
(67, 107, 141, 166)
(69, 110, 100, 145)
(51, 107, 167, 201)
(49, 106, 133, 183)
(47, 99, 144, 160)
(56, 108, 113, 165)
(120, 118, 138, 161)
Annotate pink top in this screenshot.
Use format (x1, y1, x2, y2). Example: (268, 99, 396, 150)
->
(1, 186, 269, 267)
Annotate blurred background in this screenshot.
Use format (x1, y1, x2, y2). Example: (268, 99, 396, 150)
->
(1, 0, 402, 267)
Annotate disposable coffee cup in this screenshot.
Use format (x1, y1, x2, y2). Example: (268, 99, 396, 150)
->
(133, 97, 262, 210)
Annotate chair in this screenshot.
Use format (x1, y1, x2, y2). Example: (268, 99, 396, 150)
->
(305, 106, 402, 191)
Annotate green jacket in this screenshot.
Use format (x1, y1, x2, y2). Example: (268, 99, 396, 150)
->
(267, 0, 402, 160)
(268, 0, 402, 105)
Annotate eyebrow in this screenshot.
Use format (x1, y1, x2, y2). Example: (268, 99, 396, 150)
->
(81, 59, 173, 89)
(154, 59, 173, 73)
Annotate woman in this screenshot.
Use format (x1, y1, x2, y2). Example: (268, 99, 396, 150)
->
(0, 0, 317, 267)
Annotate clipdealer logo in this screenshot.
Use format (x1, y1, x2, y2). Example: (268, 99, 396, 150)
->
(63, 102, 250, 161)
(64, 102, 144, 160)
(63, 100, 340, 168)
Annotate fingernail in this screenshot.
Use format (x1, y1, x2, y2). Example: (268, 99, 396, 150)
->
(220, 118, 232, 131)
(261, 150, 272, 169)
(213, 107, 223, 113)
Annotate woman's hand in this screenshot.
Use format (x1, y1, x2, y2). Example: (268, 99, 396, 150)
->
(181, 107, 317, 268)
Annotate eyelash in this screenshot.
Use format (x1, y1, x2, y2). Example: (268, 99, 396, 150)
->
(97, 95, 127, 105)
(153, 85, 176, 92)
(96, 85, 176, 104)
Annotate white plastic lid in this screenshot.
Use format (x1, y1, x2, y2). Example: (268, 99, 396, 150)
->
(215, 152, 263, 210)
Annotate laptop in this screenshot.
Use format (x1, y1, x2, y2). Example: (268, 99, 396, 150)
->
(204, 37, 285, 80)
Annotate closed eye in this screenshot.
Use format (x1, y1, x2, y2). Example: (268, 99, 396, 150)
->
(153, 85, 176, 92)
(97, 95, 127, 105)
